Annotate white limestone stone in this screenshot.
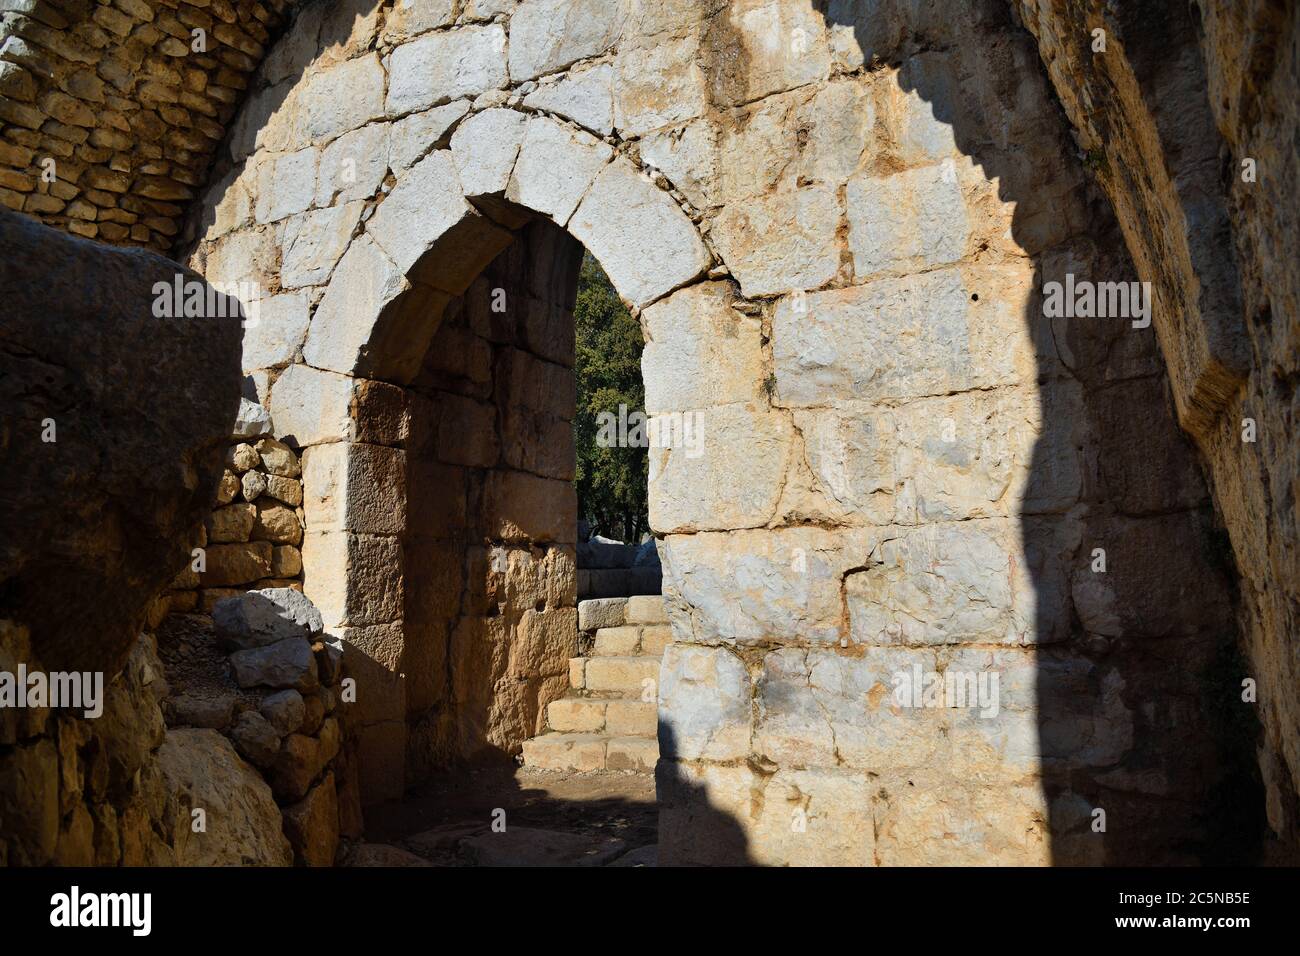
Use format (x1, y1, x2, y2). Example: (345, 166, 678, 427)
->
(847, 164, 968, 279)
(388, 100, 471, 172)
(523, 61, 615, 135)
(315, 123, 391, 206)
(280, 200, 365, 289)
(386, 24, 508, 117)
(710, 185, 841, 298)
(302, 53, 386, 144)
(640, 282, 764, 413)
(302, 442, 407, 536)
(243, 291, 309, 371)
(658, 643, 752, 762)
(450, 107, 528, 196)
(254, 147, 318, 224)
(568, 157, 709, 307)
(506, 115, 612, 224)
(508, 0, 625, 82)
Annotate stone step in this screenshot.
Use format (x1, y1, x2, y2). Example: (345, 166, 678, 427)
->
(521, 732, 658, 773)
(569, 655, 661, 696)
(546, 698, 657, 736)
(577, 593, 667, 631)
(592, 623, 672, 657)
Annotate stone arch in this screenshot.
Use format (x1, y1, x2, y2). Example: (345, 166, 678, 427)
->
(234, 101, 720, 803)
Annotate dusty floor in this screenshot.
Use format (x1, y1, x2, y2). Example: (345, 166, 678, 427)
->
(344, 765, 658, 867)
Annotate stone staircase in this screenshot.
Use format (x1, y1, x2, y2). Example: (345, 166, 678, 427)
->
(521, 594, 669, 773)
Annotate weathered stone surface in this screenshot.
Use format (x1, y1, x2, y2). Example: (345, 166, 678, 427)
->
(232, 398, 272, 440)
(0, 211, 240, 673)
(641, 282, 763, 413)
(524, 61, 615, 135)
(158, 728, 292, 866)
(302, 442, 406, 535)
(260, 688, 307, 736)
(449, 107, 527, 196)
(243, 292, 310, 370)
(201, 541, 273, 587)
(230, 637, 320, 692)
(229, 711, 281, 768)
(711, 186, 840, 297)
(386, 24, 507, 116)
(508, 0, 624, 82)
(213, 587, 324, 651)
(569, 157, 709, 307)
(658, 644, 751, 762)
(506, 116, 612, 225)
(282, 772, 339, 866)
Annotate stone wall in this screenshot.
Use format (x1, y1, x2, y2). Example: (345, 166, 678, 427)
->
(154, 410, 307, 622)
(11, 0, 1292, 866)
(0, 0, 297, 248)
(1011, 0, 1300, 860)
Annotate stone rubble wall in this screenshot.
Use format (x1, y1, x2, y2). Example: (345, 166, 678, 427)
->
(1011, 0, 1300, 860)
(0, 0, 298, 249)
(151, 411, 307, 623)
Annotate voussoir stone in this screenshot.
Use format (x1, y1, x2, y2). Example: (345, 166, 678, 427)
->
(569, 157, 709, 307)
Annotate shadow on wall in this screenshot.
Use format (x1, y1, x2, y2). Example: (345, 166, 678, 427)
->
(821, 0, 1263, 863)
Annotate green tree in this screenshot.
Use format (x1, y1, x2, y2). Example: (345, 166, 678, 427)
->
(573, 252, 648, 542)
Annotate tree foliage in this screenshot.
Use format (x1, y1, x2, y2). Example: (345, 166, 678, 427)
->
(573, 252, 648, 542)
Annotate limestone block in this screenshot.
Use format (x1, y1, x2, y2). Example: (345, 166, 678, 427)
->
(649, 403, 791, 532)
(257, 437, 301, 477)
(548, 698, 605, 732)
(201, 541, 274, 587)
(229, 711, 281, 769)
(606, 736, 657, 771)
(230, 637, 320, 692)
(657, 762, 874, 866)
(302, 531, 403, 629)
(241, 470, 267, 502)
(895, 55, 961, 165)
(302, 442, 407, 535)
(270, 365, 409, 448)
(506, 116, 612, 224)
(483, 469, 576, 543)
(508, 0, 625, 82)
(660, 527, 877, 644)
(778, 406, 896, 527)
(641, 282, 764, 413)
(368, 149, 515, 296)
(435, 393, 499, 467)
(158, 729, 292, 866)
(283, 772, 339, 866)
(386, 24, 508, 117)
(449, 107, 527, 196)
(339, 623, 407, 725)
(658, 643, 751, 761)
(772, 269, 975, 407)
(847, 164, 968, 279)
(303, 53, 386, 143)
(265, 475, 304, 507)
(281, 201, 366, 289)
(229, 443, 259, 473)
(242, 291, 309, 370)
(577, 597, 627, 631)
(711, 185, 840, 298)
(613, 32, 708, 136)
(510, 607, 579, 677)
(706, 0, 831, 107)
(254, 147, 319, 224)
(316, 123, 391, 206)
(300, 235, 436, 381)
(260, 689, 306, 735)
(232, 397, 273, 440)
(214, 587, 323, 651)
(638, 119, 718, 211)
(388, 100, 470, 172)
(569, 157, 710, 307)
(207, 503, 256, 543)
(846, 520, 1024, 646)
(524, 61, 615, 135)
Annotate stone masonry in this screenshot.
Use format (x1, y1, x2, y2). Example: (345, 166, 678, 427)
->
(3, 0, 1296, 868)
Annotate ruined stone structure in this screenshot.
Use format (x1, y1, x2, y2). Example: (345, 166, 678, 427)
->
(2, 0, 1297, 867)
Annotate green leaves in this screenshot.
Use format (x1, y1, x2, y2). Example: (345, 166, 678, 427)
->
(574, 252, 648, 542)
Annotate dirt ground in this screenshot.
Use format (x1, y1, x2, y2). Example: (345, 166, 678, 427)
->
(345, 765, 659, 867)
